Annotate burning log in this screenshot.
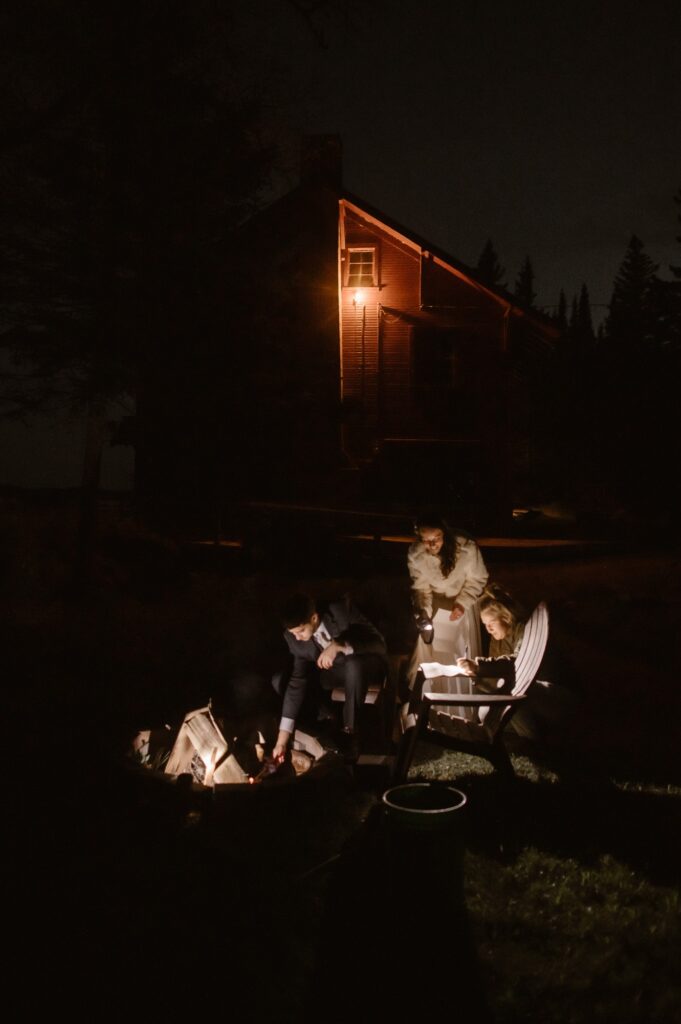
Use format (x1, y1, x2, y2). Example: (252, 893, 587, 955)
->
(130, 703, 329, 789)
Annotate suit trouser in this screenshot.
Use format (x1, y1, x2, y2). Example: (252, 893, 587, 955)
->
(273, 654, 385, 733)
(319, 653, 385, 732)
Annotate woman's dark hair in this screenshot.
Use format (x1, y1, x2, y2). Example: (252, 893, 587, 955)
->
(415, 516, 457, 578)
(281, 593, 317, 629)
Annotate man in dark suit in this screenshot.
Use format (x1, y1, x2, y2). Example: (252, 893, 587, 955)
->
(272, 593, 387, 762)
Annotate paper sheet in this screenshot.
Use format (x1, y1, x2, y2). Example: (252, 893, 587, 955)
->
(420, 661, 467, 679)
(431, 607, 465, 647)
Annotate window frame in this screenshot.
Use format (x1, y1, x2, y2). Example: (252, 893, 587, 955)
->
(344, 246, 378, 289)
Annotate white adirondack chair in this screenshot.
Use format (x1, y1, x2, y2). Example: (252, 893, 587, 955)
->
(395, 602, 549, 779)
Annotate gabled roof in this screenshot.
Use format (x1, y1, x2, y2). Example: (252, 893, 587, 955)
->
(233, 176, 559, 340)
(340, 190, 559, 338)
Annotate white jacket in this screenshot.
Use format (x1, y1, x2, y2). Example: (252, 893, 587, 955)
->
(407, 535, 488, 616)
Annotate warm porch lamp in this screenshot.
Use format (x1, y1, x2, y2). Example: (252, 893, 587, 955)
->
(352, 289, 365, 307)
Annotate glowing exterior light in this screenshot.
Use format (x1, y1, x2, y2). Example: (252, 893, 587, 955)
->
(353, 289, 365, 306)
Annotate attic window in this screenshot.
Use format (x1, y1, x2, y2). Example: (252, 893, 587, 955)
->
(346, 247, 377, 287)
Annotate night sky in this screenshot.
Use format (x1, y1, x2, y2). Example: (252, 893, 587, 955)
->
(2, 0, 681, 489)
(245, 0, 681, 315)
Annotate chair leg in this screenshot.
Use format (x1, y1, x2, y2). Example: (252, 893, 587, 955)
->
(381, 672, 394, 746)
(489, 742, 514, 777)
(393, 721, 420, 782)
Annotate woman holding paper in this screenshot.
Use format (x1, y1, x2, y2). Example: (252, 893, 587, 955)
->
(471, 585, 525, 665)
(457, 586, 573, 737)
(456, 585, 526, 692)
(406, 517, 488, 693)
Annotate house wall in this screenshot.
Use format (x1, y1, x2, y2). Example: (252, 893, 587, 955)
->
(339, 204, 510, 457)
(340, 210, 420, 454)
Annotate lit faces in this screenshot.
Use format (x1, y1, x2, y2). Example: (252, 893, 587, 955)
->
(419, 528, 444, 555)
(481, 610, 509, 641)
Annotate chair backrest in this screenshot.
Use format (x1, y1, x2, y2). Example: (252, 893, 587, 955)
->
(511, 602, 549, 697)
(483, 601, 549, 737)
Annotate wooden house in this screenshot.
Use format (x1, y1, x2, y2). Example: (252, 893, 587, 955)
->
(134, 136, 558, 522)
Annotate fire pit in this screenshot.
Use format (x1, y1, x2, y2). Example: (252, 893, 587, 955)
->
(129, 700, 344, 808)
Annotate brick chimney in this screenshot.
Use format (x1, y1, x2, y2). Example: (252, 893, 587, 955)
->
(300, 134, 342, 189)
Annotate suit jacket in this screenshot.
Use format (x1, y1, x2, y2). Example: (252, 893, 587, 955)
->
(280, 599, 387, 728)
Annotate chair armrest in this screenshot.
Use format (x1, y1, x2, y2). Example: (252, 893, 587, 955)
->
(421, 692, 527, 706)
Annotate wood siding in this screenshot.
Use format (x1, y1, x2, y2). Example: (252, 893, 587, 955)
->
(340, 203, 511, 452)
(341, 207, 420, 450)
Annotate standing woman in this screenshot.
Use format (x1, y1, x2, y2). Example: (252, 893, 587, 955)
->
(406, 516, 489, 690)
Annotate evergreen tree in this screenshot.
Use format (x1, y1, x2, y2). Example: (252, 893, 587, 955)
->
(0, 2, 275, 578)
(659, 186, 681, 350)
(568, 294, 579, 335)
(514, 256, 536, 308)
(576, 283, 594, 343)
(603, 234, 658, 347)
(476, 238, 506, 290)
(599, 233, 678, 519)
(670, 186, 681, 279)
(0, 5, 273, 405)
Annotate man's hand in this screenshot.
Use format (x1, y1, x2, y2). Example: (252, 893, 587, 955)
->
(272, 729, 291, 764)
(449, 602, 465, 621)
(456, 657, 477, 677)
(317, 640, 344, 669)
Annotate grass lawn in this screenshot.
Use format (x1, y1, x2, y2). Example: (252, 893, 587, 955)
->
(411, 748, 680, 1024)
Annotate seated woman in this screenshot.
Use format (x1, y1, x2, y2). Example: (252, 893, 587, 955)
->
(456, 584, 526, 690)
(457, 585, 576, 738)
(401, 582, 519, 735)
(446, 584, 525, 728)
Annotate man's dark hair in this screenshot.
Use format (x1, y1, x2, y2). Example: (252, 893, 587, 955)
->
(282, 592, 317, 629)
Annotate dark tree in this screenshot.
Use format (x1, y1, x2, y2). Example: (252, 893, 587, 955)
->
(0, 1, 275, 577)
(476, 238, 506, 290)
(574, 283, 595, 344)
(568, 294, 579, 335)
(656, 186, 681, 352)
(603, 234, 659, 348)
(514, 256, 536, 309)
(670, 186, 681, 279)
(555, 289, 568, 332)
(595, 232, 681, 522)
